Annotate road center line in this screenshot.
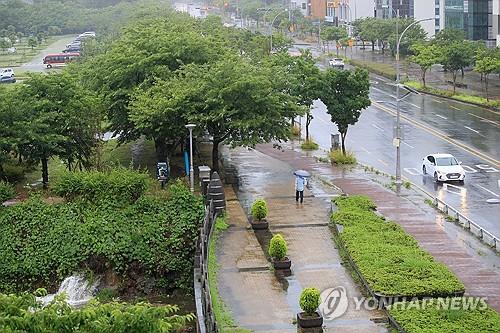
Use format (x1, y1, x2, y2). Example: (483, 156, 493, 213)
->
(435, 114, 447, 120)
(475, 184, 500, 198)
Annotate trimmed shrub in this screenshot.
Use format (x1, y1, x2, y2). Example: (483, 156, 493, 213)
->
(329, 149, 356, 165)
(331, 195, 465, 297)
(388, 298, 500, 333)
(53, 168, 149, 203)
(0, 181, 15, 202)
(301, 139, 319, 151)
(299, 288, 321, 314)
(251, 199, 268, 220)
(269, 234, 287, 260)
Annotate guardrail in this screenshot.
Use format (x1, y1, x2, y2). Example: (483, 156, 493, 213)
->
(432, 197, 499, 252)
(194, 200, 219, 333)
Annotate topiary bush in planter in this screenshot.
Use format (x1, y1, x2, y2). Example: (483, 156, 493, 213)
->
(298, 288, 323, 328)
(269, 234, 291, 270)
(250, 199, 269, 230)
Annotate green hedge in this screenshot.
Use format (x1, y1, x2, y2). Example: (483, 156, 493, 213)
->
(52, 168, 150, 203)
(331, 195, 465, 297)
(388, 298, 500, 332)
(0, 292, 193, 333)
(0, 178, 204, 293)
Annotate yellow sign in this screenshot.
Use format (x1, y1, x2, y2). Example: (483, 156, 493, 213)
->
(348, 39, 354, 47)
(327, 2, 336, 8)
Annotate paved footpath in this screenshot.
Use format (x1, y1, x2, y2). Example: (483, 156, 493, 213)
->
(218, 147, 388, 333)
(255, 142, 500, 312)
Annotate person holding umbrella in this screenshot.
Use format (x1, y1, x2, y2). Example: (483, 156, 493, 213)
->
(294, 170, 310, 203)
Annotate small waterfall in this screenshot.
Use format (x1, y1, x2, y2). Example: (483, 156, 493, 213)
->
(38, 274, 100, 307)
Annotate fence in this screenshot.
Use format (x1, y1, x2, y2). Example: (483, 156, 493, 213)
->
(194, 200, 219, 333)
(433, 197, 499, 252)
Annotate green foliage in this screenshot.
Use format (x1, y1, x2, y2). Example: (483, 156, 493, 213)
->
(301, 139, 319, 151)
(291, 125, 301, 137)
(269, 234, 287, 260)
(349, 58, 396, 80)
(440, 41, 476, 93)
(53, 168, 149, 203)
(0, 292, 194, 332)
(251, 199, 268, 221)
(95, 288, 119, 302)
(329, 149, 356, 165)
(320, 68, 371, 154)
(331, 195, 465, 297)
(0, 181, 15, 202)
(0, 163, 26, 183)
(299, 288, 320, 314)
(0, 178, 204, 293)
(409, 43, 441, 87)
(388, 298, 500, 333)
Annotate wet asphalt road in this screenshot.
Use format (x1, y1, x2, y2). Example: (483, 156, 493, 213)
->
(299, 48, 500, 236)
(304, 73, 500, 236)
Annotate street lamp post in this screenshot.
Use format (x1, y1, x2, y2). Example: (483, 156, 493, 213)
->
(394, 17, 433, 193)
(185, 124, 196, 193)
(269, 9, 288, 53)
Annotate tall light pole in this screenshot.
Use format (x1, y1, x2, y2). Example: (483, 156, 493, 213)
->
(269, 9, 288, 53)
(185, 124, 196, 193)
(394, 17, 433, 193)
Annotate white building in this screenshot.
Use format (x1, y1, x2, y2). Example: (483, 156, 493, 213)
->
(413, 0, 436, 37)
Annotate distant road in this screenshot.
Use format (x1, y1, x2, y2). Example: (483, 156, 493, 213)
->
(20, 35, 76, 72)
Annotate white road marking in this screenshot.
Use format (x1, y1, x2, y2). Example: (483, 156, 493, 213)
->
(450, 105, 461, 111)
(435, 114, 447, 120)
(361, 147, 371, 154)
(401, 140, 415, 149)
(407, 102, 421, 109)
(475, 164, 499, 173)
(498, 180, 500, 188)
(468, 113, 500, 127)
(475, 184, 500, 198)
(371, 123, 385, 132)
(464, 126, 480, 134)
(434, 99, 444, 104)
(371, 86, 397, 99)
(378, 159, 389, 167)
(404, 167, 421, 176)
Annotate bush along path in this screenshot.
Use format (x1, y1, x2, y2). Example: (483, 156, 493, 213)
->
(255, 142, 500, 312)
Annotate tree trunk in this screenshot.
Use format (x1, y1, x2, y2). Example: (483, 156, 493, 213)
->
(422, 69, 427, 87)
(461, 68, 464, 78)
(340, 131, 347, 155)
(371, 41, 375, 51)
(212, 140, 220, 173)
(154, 137, 168, 162)
(41, 156, 49, 189)
(452, 71, 457, 94)
(305, 113, 312, 141)
(485, 75, 489, 101)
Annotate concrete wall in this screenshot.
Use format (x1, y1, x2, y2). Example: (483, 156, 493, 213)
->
(414, 0, 436, 37)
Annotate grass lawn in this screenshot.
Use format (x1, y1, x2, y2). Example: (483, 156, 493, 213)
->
(0, 37, 56, 68)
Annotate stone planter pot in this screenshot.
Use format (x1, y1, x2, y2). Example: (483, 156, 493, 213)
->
(297, 311, 323, 328)
(249, 217, 269, 230)
(272, 257, 291, 270)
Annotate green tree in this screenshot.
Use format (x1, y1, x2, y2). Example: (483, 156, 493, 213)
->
(432, 28, 466, 46)
(321, 26, 347, 55)
(475, 52, 500, 101)
(320, 68, 371, 154)
(389, 18, 427, 56)
(177, 56, 303, 172)
(409, 43, 441, 87)
(440, 41, 475, 93)
(0, 38, 11, 53)
(15, 73, 100, 187)
(27, 36, 37, 49)
(47, 25, 61, 36)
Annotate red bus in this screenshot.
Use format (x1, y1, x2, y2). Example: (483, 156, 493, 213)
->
(43, 53, 80, 68)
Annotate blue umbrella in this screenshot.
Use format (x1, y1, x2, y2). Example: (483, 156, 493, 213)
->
(294, 170, 311, 178)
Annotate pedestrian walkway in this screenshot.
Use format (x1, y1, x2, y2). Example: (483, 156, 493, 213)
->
(218, 147, 388, 333)
(255, 142, 500, 312)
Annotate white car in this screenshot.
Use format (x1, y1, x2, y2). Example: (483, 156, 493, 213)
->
(422, 153, 465, 183)
(0, 68, 14, 78)
(329, 58, 345, 69)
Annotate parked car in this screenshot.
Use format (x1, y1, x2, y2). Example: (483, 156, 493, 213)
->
(422, 153, 465, 183)
(0, 76, 16, 84)
(0, 68, 15, 78)
(329, 58, 345, 69)
(66, 41, 81, 48)
(63, 46, 81, 53)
